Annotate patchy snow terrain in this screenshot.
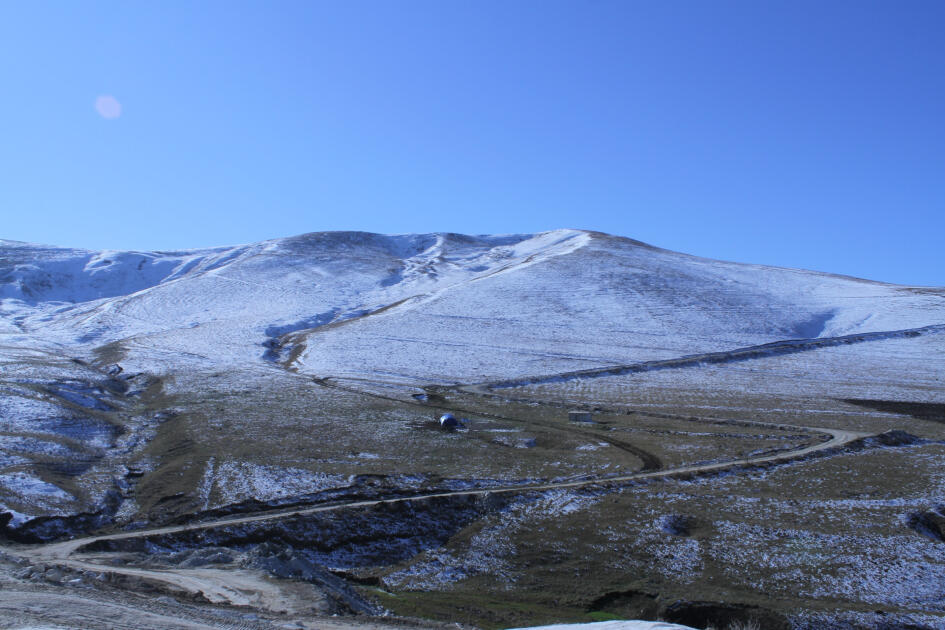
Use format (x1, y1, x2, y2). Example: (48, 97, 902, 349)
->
(1, 228, 942, 523)
(2, 229, 940, 517)
(1, 229, 943, 629)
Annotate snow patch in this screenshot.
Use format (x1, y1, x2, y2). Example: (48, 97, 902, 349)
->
(210, 461, 352, 505)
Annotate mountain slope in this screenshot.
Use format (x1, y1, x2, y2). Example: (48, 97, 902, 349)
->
(1, 229, 942, 527)
(3, 230, 945, 630)
(2, 229, 941, 382)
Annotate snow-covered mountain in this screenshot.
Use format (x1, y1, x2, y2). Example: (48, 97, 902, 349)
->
(2, 230, 943, 628)
(1, 228, 943, 533)
(4, 221, 944, 422)
(1, 229, 942, 384)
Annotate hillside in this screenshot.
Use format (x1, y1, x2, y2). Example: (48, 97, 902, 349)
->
(3, 229, 941, 377)
(1, 230, 944, 629)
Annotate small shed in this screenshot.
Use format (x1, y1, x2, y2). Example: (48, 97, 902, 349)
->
(568, 410, 594, 423)
(439, 413, 459, 430)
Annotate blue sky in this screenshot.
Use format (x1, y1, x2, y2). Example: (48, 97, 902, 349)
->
(1, 1, 943, 285)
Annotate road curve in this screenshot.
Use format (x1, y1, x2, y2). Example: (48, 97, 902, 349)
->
(0, 422, 872, 618)
(3, 354, 876, 613)
(20, 424, 870, 569)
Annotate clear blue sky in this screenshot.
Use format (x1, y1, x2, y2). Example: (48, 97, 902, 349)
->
(1, 1, 943, 285)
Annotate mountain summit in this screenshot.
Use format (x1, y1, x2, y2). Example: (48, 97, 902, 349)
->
(2, 229, 941, 385)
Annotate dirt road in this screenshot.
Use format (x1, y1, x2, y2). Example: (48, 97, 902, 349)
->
(15, 423, 869, 568)
(0, 362, 874, 627)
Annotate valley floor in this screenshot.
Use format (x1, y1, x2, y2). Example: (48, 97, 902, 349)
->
(3, 357, 945, 629)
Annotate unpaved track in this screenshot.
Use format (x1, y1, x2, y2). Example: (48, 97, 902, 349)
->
(3, 387, 873, 619)
(0, 587, 432, 630)
(16, 424, 869, 568)
(0, 336, 877, 623)
(0, 589, 234, 630)
(58, 560, 299, 609)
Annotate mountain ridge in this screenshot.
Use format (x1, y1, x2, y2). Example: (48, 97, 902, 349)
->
(2, 229, 941, 385)
(4, 228, 939, 301)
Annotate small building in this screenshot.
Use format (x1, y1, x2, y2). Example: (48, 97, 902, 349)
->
(568, 410, 594, 423)
(439, 413, 459, 430)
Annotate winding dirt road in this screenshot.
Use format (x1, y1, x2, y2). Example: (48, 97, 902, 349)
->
(7, 422, 870, 611)
(0, 343, 878, 624)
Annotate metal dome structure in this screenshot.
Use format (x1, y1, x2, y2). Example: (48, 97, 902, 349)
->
(439, 413, 459, 430)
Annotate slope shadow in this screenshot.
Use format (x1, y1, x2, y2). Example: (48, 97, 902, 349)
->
(842, 399, 945, 424)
